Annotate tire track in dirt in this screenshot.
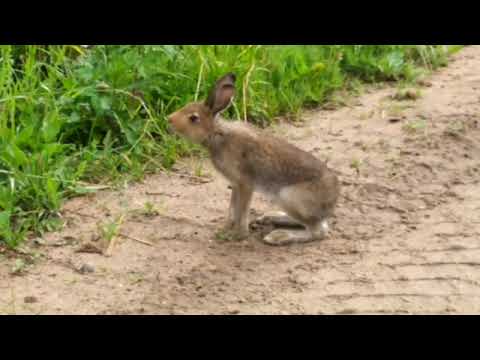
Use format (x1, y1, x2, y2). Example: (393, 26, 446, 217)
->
(1, 46, 480, 314)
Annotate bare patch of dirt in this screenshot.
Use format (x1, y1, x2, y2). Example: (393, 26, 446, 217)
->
(1, 47, 480, 314)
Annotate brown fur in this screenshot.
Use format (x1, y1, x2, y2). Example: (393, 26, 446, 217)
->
(168, 73, 340, 245)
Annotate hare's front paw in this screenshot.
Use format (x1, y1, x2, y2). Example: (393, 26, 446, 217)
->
(232, 229, 249, 241)
(222, 218, 235, 231)
(256, 211, 304, 229)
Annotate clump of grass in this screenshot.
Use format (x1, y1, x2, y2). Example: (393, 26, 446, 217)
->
(0, 45, 460, 246)
(393, 88, 422, 101)
(142, 201, 160, 217)
(350, 158, 363, 175)
(189, 157, 211, 179)
(97, 216, 124, 245)
(444, 120, 467, 138)
(402, 119, 428, 134)
(385, 102, 414, 118)
(11, 258, 27, 275)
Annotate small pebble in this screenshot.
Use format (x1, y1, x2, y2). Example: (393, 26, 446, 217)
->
(78, 264, 95, 274)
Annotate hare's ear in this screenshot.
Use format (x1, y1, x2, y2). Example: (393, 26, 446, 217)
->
(205, 73, 236, 115)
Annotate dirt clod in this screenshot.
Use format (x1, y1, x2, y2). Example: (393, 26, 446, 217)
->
(24, 296, 38, 304)
(75, 243, 103, 254)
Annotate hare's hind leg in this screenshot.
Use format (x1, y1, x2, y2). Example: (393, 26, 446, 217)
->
(262, 220, 328, 246)
(261, 183, 332, 246)
(311, 219, 330, 239)
(263, 229, 311, 246)
(256, 211, 305, 229)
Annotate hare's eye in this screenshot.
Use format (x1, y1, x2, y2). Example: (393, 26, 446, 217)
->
(189, 114, 200, 123)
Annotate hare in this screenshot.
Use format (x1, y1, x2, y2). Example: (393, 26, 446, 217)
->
(168, 73, 340, 246)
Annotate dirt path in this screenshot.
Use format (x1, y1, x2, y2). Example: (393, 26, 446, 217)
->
(1, 46, 480, 315)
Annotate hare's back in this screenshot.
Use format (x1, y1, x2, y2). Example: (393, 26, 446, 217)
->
(241, 132, 328, 192)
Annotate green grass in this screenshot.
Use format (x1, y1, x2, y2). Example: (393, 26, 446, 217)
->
(0, 45, 463, 247)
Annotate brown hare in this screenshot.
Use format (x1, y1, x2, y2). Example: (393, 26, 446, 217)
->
(168, 73, 340, 246)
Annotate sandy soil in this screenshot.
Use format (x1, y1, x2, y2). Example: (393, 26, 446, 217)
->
(1, 46, 479, 315)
